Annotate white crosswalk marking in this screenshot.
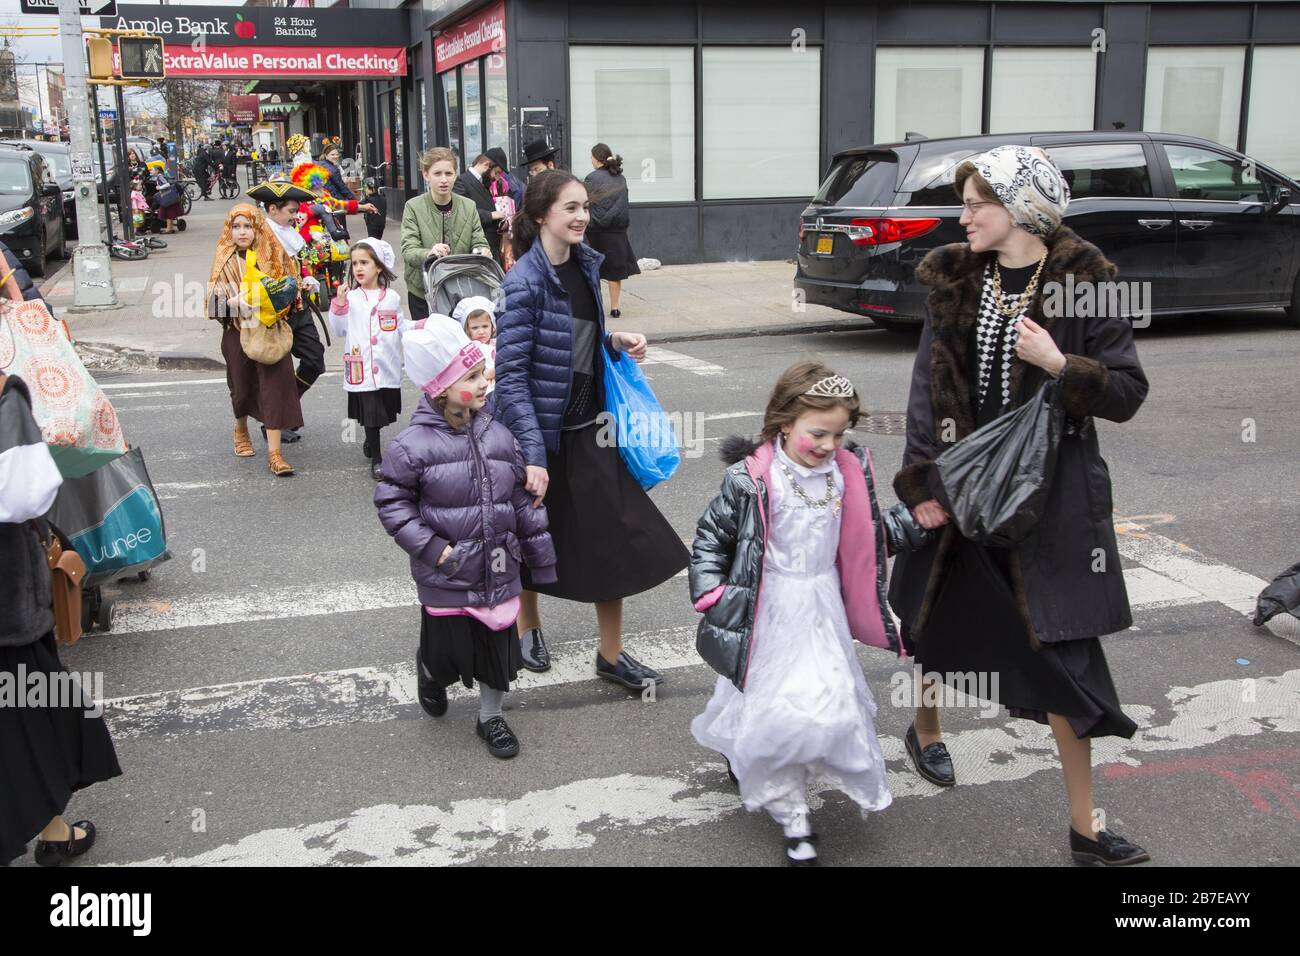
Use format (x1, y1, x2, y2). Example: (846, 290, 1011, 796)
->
(642, 346, 726, 376)
(117, 668, 1300, 866)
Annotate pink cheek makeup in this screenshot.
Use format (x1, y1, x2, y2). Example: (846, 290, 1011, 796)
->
(459, 390, 474, 403)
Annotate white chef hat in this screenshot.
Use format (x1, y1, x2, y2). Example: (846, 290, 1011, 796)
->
(451, 295, 497, 332)
(403, 316, 487, 400)
(354, 237, 396, 273)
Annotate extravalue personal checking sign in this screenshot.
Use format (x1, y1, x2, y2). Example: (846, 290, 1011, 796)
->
(100, 3, 408, 77)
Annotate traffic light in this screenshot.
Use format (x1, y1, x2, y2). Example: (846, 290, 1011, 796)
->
(119, 37, 165, 80)
(86, 36, 114, 81)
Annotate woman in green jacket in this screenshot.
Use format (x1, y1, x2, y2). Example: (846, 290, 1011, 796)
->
(400, 148, 492, 320)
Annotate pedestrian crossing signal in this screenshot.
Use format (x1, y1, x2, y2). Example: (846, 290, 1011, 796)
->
(119, 36, 165, 80)
(86, 36, 114, 81)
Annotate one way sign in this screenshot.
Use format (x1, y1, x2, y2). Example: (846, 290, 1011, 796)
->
(20, 0, 118, 15)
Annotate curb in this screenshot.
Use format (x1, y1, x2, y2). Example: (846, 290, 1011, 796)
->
(157, 352, 226, 371)
(645, 317, 879, 344)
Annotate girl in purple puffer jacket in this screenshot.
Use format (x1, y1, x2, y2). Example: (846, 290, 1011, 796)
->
(375, 320, 556, 760)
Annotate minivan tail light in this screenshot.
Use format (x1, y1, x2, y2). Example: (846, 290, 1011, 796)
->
(847, 217, 941, 246)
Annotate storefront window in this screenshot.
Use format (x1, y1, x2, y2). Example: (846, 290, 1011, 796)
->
(462, 61, 482, 162)
(701, 47, 820, 200)
(1144, 46, 1245, 149)
(875, 47, 984, 143)
(485, 52, 509, 159)
(569, 45, 695, 203)
(1246, 46, 1300, 179)
(378, 89, 394, 184)
(989, 48, 1095, 134)
(440, 69, 461, 163)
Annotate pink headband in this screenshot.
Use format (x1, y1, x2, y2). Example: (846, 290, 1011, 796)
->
(420, 342, 487, 401)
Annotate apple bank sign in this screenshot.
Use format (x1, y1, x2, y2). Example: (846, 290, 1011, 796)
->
(101, 4, 409, 78)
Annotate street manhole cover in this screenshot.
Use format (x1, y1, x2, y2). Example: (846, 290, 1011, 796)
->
(857, 412, 908, 435)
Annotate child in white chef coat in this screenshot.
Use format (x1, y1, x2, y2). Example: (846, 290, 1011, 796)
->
(329, 237, 422, 479)
(451, 295, 497, 393)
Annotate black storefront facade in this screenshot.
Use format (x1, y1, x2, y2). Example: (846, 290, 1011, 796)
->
(363, 1, 1300, 264)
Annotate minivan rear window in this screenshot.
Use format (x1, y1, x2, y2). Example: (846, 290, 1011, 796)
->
(813, 153, 899, 207)
(902, 148, 982, 206)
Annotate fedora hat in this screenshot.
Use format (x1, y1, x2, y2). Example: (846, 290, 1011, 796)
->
(523, 138, 558, 165)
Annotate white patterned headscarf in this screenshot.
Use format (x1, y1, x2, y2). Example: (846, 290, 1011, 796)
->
(968, 145, 1071, 237)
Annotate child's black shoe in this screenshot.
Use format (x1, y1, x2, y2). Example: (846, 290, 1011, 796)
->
(417, 652, 448, 718)
(476, 716, 520, 759)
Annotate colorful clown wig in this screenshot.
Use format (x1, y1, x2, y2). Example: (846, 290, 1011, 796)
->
(291, 162, 330, 194)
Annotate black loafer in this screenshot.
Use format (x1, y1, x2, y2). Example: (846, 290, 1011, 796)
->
(34, 820, 97, 867)
(476, 716, 520, 759)
(1070, 827, 1151, 866)
(596, 650, 664, 691)
(280, 427, 302, 444)
(518, 627, 550, 673)
(610, 308, 621, 318)
(370, 461, 383, 481)
(905, 723, 956, 787)
(416, 652, 447, 718)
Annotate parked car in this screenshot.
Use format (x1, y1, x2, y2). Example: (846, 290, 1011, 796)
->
(0, 139, 77, 239)
(795, 131, 1300, 330)
(0, 144, 67, 278)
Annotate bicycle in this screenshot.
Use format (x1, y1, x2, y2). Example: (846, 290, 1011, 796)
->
(219, 172, 240, 200)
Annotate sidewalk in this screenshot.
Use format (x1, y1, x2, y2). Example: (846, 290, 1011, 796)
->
(41, 196, 870, 370)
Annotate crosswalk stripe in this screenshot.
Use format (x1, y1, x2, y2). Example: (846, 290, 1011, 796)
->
(115, 668, 1300, 866)
(104, 626, 699, 739)
(643, 346, 726, 376)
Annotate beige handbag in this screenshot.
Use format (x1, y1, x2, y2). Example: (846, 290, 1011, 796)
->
(239, 315, 294, 365)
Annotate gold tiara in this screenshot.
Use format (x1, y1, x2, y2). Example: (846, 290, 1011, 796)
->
(804, 374, 856, 398)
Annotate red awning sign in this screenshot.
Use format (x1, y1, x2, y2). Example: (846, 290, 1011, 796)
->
(434, 0, 504, 74)
(163, 45, 406, 78)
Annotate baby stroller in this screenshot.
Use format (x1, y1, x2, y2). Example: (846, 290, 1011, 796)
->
(422, 253, 506, 318)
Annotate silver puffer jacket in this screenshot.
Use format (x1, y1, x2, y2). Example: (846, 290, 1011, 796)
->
(689, 436, 926, 690)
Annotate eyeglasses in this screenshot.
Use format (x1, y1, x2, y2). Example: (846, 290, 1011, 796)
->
(961, 200, 1000, 213)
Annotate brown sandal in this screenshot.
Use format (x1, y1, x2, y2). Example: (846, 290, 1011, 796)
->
(268, 450, 295, 477)
(233, 424, 255, 457)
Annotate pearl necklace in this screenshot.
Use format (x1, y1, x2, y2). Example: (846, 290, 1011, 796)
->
(777, 457, 841, 516)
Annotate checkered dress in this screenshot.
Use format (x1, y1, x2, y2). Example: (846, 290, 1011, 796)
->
(974, 264, 1027, 411)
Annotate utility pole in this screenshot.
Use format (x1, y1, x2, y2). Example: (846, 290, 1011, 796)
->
(57, 0, 116, 309)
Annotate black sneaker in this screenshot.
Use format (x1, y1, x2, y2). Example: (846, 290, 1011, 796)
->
(1070, 827, 1151, 866)
(905, 723, 956, 787)
(416, 652, 447, 718)
(519, 627, 550, 673)
(596, 650, 664, 691)
(476, 716, 520, 759)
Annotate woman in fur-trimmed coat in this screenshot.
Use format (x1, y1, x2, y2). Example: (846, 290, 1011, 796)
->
(890, 145, 1151, 866)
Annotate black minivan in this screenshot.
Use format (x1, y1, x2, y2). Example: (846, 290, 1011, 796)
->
(795, 131, 1300, 330)
(0, 144, 67, 278)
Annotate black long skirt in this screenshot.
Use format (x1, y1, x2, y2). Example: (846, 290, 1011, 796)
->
(586, 230, 641, 282)
(901, 537, 1137, 740)
(0, 633, 122, 865)
(420, 610, 522, 693)
(521, 422, 689, 603)
(347, 388, 402, 428)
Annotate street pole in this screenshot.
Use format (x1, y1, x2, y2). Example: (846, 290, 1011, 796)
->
(115, 84, 131, 240)
(57, 0, 116, 308)
(93, 87, 113, 248)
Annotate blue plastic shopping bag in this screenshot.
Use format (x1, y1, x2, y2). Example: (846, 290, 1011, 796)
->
(601, 350, 680, 489)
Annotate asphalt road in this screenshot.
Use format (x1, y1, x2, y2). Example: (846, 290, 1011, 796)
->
(19, 312, 1300, 867)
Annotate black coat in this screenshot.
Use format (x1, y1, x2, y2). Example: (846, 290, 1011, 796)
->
(319, 158, 356, 203)
(454, 170, 498, 237)
(892, 226, 1149, 645)
(1, 242, 49, 311)
(584, 167, 630, 232)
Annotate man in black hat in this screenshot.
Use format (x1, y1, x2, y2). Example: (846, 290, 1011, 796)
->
(453, 153, 507, 265)
(523, 138, 560, 178)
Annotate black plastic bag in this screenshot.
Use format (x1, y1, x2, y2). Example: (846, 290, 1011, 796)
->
(1253, 560, 1300, 626)
(935, 379, 1064, 548)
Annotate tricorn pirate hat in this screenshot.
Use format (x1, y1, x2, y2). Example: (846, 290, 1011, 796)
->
(246, 181, 316, 205)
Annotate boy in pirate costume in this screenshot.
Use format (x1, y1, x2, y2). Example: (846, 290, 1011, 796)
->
(248, 180, 330, 444)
